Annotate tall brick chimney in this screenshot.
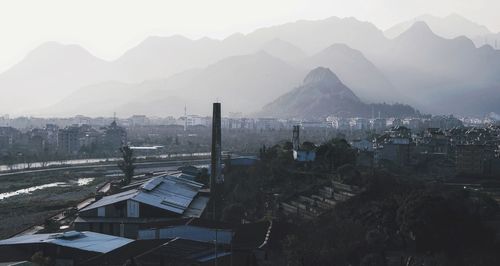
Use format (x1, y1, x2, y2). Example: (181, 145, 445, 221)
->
(210, 102, 222, 194)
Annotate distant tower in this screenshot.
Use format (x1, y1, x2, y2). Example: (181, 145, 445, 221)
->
(210, 103, 223, 196)
(184, 105, 187, 131)
(292, 125, 300, 151)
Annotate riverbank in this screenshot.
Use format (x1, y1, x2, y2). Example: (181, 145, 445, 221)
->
(0, 173, 109, 238)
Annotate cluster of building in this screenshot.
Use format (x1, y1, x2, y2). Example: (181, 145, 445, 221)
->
(351, 124, 500, 176)
(0, 114, 174, 129)
(176, 114, 467, 132)
(0, 120, 126, 158)
(0, 161, 273, 265)
(326, 115, 465, 132)
(0, 112, 482, 132)
(0, 103, 279, 266)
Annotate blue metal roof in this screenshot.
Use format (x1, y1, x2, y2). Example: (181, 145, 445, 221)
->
(138, 225, 232, 244)
(0, 231, 132, 253)
(80, 175, 206, 215)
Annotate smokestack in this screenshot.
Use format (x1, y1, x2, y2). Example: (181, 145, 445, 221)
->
(292, 125, 300, 151)
(210, 102, 222, 194)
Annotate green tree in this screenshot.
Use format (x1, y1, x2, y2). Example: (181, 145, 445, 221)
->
(337, 164, 362, 186)
(396, 189, 495, 256)
(316, 138, 357, 171)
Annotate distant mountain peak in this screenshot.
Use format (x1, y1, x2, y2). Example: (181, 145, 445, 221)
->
(395, 21, 439, 42)
(303, 67, 341, 85)
(325, 43, 353, 51)
(260, 38, 306, 62)
(321, 43, 363, 56)
(16, 41, 104, 68)
(386, 14, 491, 40)
(407, 21, 434, 34)
(28, 42, 92, 56)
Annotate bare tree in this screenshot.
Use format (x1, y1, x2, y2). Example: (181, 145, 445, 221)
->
(118, 145, 135, 185)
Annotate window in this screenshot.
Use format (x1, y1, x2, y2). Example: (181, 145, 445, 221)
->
(97, 207, 105, 217)
(127, 200, 139, 218)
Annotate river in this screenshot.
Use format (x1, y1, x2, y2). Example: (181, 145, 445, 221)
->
(0, 178, 95, 200)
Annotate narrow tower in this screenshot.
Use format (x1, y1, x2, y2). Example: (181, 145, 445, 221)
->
(210, 102, 222, 194)
(292, 125, 300, 151)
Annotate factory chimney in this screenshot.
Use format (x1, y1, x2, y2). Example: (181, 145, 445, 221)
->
(210, 103, 222, 194)
(292, 125, 300, 151)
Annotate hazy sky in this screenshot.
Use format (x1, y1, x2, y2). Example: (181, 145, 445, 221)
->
(0, 0, 498, 72)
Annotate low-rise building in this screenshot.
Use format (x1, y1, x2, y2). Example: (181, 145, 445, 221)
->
(456, 144, 495, 175)
(0, 231, 132, 265)
(75, 175, 209, 238)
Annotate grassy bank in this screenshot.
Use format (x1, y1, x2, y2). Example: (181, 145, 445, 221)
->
(0, 175, 109, 238)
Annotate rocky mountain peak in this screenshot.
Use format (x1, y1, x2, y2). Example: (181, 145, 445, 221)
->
(303, 67, 341, 85)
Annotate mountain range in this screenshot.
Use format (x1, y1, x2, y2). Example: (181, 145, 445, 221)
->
(0, 14, 499, 117)
(385, 14, 499, 48)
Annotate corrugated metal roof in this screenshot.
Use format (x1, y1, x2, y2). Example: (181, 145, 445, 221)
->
(134, 238, 229, 263)
(182, 196, 210, 218)
(141, 176, 163, 191)
(171, 172, 197, 181)
(80, 175, 206, 215)
(138, 225, 232, 244)
(80, 190, 139, 211)
(0, 231, 133, 253)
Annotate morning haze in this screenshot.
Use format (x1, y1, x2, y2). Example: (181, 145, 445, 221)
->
(1, 4, 500, 117)
(1, 2, 500, 265)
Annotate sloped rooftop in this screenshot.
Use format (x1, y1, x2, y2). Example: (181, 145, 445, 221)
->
(80, 175, 206, 215)
(0, 231, 132, 254)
